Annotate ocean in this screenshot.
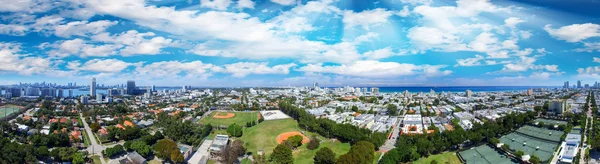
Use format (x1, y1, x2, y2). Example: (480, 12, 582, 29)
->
(375, 86, 559, 93)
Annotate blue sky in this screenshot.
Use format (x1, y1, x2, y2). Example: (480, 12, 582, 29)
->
(1, 0, 600, 87)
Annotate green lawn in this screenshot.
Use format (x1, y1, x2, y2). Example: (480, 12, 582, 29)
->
(239, 118, 351, 164)
(241, 158, 251, 164)
(373, 152, 382, 164)
(82, 130, 91, 146)
(293, 140, 351, 164)
(199, 111, 259, 127)
(413, 151, 461, 164)
(207, 129, 228, 139)
(91, 156, 101, 164)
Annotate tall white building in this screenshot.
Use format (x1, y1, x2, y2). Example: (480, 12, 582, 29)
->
(466, 89, 472, 99)
(90, 77, 96, 97)
(68, 89, 73, 98)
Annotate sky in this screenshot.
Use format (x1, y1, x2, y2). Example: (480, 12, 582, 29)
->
(0, 0, 600, 87)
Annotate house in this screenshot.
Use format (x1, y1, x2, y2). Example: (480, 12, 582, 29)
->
(178, 143, 194, 160)
(121, 152, 147, 164)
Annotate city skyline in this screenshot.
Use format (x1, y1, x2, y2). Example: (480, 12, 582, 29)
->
(1, 0, 600, 86)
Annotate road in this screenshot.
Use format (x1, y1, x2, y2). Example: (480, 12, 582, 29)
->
(379, 115, 403, 152)
(581, 95, 594, 164)
(80, 113, 107, 164)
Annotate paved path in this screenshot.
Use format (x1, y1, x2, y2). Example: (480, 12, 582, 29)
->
(582, 95, 594, 164)
(80, 113, 107, 164)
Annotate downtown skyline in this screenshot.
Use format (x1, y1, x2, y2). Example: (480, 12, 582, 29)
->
(1, 0, 600, 87)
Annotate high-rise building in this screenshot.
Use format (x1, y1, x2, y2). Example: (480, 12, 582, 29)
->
(549, 99, 566, 115)
(526, 88, 534, 96)
(57, 89, 64, 98)
(151, 85, 156, 92)
(430, 89, 435, 96)
(90, 77, 96, 97)
(68, 89, 73, 98)
(404, 90, 410, 98)
(80, 96, 89, 104)
(577, 80, 582, 88)
(371, 87, 379, 94)
(26, 87, 40, 96)
(96, 93, 103, 102)
(564, 81, 569, 88)
(8, 88, 21, 97)
(41, 88, 55, 97)
(466, 89, 472, 98)
(127, 80, 136, 95)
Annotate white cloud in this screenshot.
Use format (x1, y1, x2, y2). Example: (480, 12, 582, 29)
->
(68, 59, 135, 73)
(0, 42, 53, 75)
(396, 6, 411, 17)
(91, 30, 178, 55)
(0, 0, 55, 13)
(400, 0, 431, 5)
(200, 0, 232, 10)
(407, 27, 467, 52)
(45, 39, 121, 58)
(456, 55, 484, 66)
(544, 23, 600, 42)
(53, 20, 118, 38)
(500, 56, 559, 72)
(135, 61, 215, 78)
(504, 17, 525, 28)
(298, 60, 451, 78)
(363, 47, 395, 60)
(594, 57, 600, 63)
(0, 24, 28, 36)
(352, 32, 379, 44)
(270, 0, 296, 6)
(574, 42, 600, 52)
(577, 66, 600, 78)
(213, 62, 297, 77)
(237, 0, 255, 9)
(343, 8, 393, 30)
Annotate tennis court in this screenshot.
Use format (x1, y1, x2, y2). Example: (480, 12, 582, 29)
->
(534, 118, 567, 126)
(0, 104, 22, 119)
(499, 126, 564, 162)
(458, 145, 517, 164)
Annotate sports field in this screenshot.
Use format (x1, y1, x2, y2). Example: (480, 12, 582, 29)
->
(0, 104, 22, 118)
(199, 111, 259, 126)
(413, 151, 461, 164)
(239, 118, 351, 164)
(499, 125, 564, 162)
(458, 145, 517, 164)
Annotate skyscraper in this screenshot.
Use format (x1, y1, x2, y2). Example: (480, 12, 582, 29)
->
(127, 80, 136, 95)
(68, 89, 73, 98)
(564, 81, 569, 88)
(151, 85, 156, 92)
(57, 89, 64, 98)
(91, 77, 96, 97)
(466, 89, 472, 98)
(577, 80, 582, 88)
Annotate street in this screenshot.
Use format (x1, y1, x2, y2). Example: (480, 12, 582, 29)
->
(80, 113, 107, 164)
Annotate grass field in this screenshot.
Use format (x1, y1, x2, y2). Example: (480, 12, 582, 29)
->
(239, 118, 351, 164)
(374, 152, 382, 164)
(199, 111, 259, 126)
(0, 105, 21, 118)
(413, 151, 461, 164)
(91, 156, 101, 164)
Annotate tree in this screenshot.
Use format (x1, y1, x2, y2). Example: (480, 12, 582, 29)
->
(90, 122, 101, 132)
(529, 155, 540, 164)
(307, 136, 320, 150)
(314, 147, 335, 164)
(252, 153, 267, 164)
(515, 150, 524, 158)
(386, 104, 398, 116)
(103, 145, 124, 157)
(72, 152, 85, 164)
(154, 139, 179, 160)
(131, 141, 152, 157)
(227, 123, 243, 137)
(170, 150, 184, 163)
(287, 135, 304, 148)
(219, 140, 246, 164)
(270, 144, 293, 164)
(337, 141, 375, 164)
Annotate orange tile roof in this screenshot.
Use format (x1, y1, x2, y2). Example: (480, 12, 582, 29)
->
(115, 124, 125, 130)
(123, 120, 134, 127)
